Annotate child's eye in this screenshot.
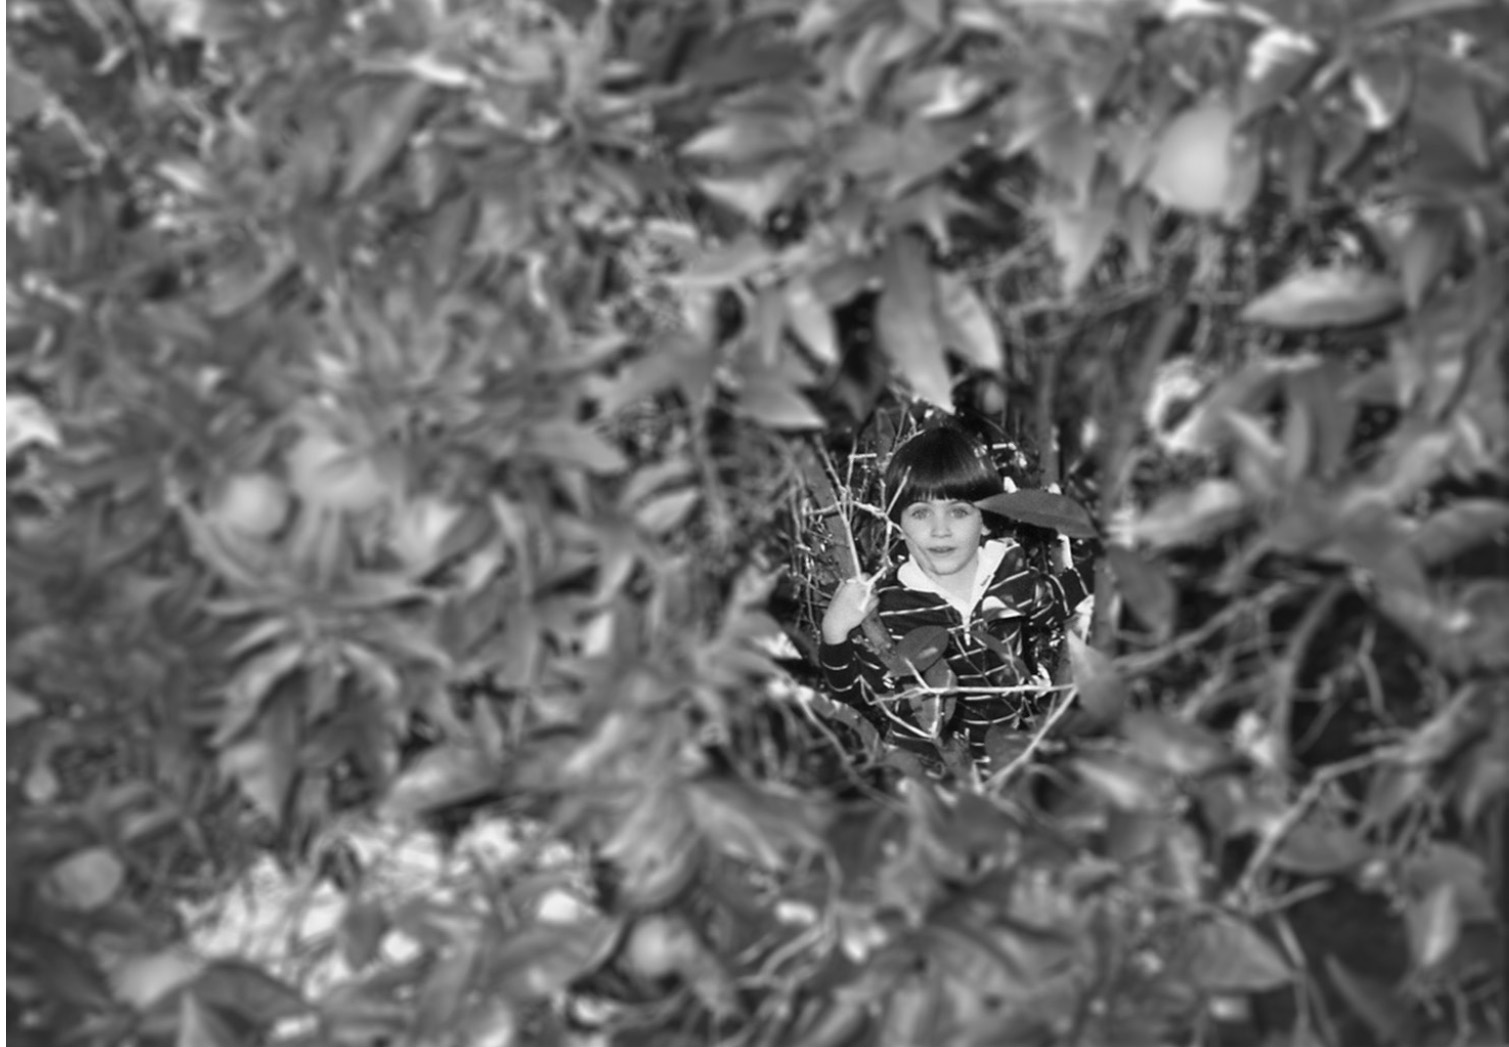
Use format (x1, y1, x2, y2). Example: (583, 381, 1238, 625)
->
(950, 506, 972, 518)
(908, 506, 930, 520)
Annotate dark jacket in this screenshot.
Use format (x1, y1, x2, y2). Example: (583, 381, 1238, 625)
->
(818, 538, 1089, 763)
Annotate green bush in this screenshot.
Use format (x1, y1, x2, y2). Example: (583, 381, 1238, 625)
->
(8, 1, 1507, 1045)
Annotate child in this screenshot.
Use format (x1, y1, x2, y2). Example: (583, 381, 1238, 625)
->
(819, 424, 1090, 768)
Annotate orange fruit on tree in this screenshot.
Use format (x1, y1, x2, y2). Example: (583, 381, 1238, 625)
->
(210, 471, 291, 538)
(1143, 101, 1241, 217)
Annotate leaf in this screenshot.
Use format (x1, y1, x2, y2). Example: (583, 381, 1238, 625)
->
(1065, 633, 1126, 724)
(8, 683, 44, 725)
(1239, 29, 1320, 121)
(379, 744, 502, 820)
(1363, 0, 1495, 27)
(1186, 916, 1292, 992)
(1123, 712, 1228, 777)
(107, 948, 209, 1010)
(696, 159, 804, 224)
(1040, 176, 1118, 296)
(528, 420, 628, 474)
(192, 961, 309, 1025)
(784, 280, 839, 366)
(1410, 499, 1509, 566)
(1072, 754, 1165, 812)
(686, 778, 831, 871)
(1324, 957, 1410, 1042)
(635, 488, 701, 534)
(975, 490, 1097, 538)
(1350, 50, 1413, 132)
(217, 697, 299, 825)
(7, 62, 48, 123)
(1241, 267, 1404, 329)
(680, 118, 808, 164)
(47, 847, 126, 911)
(1272, 815, 1372, 875)
(1410, 58, 1490, 170)
(1106, 545, 1177, 641)
(737, 373, 825, 429)
(213, 642, 307, 746)
(877, 232, 953, 411)
(178, 992, 239, 1047)
(340, 79, 434, 198)
(340, 899, 389, 972)
(894, 624, 951, 673)
(1396, 209, 1459, 310)
(935, 272, 1003, 371)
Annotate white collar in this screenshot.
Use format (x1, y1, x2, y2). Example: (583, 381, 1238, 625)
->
(897, 538, 1011, 619)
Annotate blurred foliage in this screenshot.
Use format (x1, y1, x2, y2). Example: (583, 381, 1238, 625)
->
(7, 0, 1509, 1045)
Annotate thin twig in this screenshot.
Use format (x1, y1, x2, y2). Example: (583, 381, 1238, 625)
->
(1234, 750, 1381, 900)
(983, 688, 1079, 791)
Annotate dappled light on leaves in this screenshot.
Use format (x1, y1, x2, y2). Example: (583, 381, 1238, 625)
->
(7, 1, 1508, 1046)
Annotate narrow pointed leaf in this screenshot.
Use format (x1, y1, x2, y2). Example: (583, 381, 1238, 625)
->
(340, 80, 434, 198)
(1186, 916, 1292, 992)
(975, 490, 1097, 538)
(877, 233, 953, 411)
(1065, 632, 1125, 723)
(1241, 268, 1404, 329)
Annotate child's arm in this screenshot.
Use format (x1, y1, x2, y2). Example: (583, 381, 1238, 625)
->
(818, 577, 892, 725)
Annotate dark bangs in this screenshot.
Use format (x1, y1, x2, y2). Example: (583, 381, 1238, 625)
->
(883, 425, 1001, 522)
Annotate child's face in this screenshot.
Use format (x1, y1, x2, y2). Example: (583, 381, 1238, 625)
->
(899, 499, 984, 582)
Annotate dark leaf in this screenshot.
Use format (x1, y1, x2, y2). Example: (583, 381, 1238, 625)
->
(339, 899, 389, 972)
(1410, 58, 1490, 170)
(1185, 916, 1293, 992)
(1106, 545, 1177, 641)
(877, 232, 953, 411)
(191, 962, 309, 1025)
(1324, 956, 1410, 1042)
(975, 490, 1097, 538)
(1241, 267, 1404, 329)
(178, 993, 240, 1047)
(340, 80, 434, 198)
(894, 625, 950, 673)
(1409, 499, 1509, 566)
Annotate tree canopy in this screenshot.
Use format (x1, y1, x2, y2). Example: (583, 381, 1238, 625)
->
(7, 1, 1508, 1046)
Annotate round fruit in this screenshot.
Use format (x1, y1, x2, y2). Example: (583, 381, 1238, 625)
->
(1143, 102, 1239, 216)
(211, 471, 291, 538)
(623, 914, 699, 979)
(285, 426, 388, 513)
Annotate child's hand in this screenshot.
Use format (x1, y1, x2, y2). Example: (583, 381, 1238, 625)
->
(822, 575, 878, 645)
